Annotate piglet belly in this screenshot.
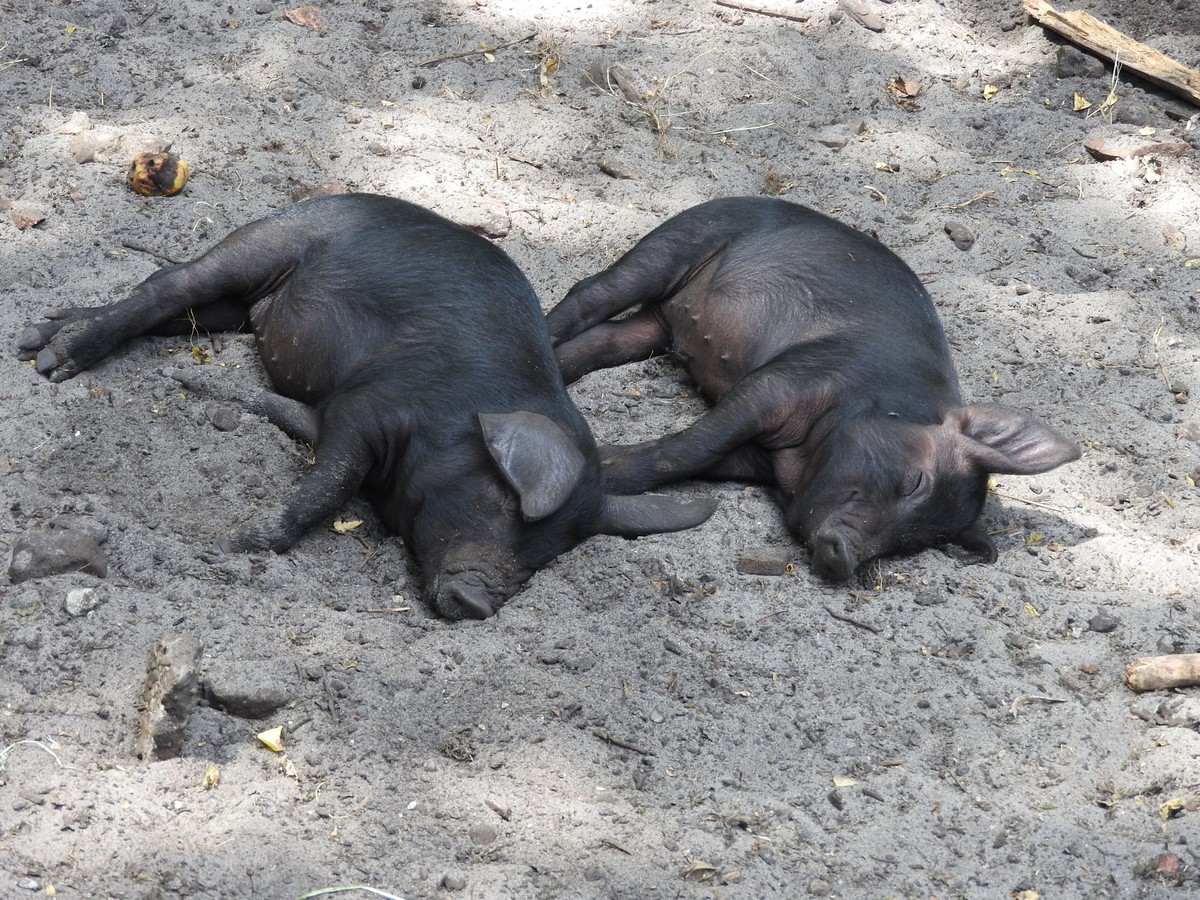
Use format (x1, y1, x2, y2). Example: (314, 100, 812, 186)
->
(250, 296, 343, 403)
(658, 287, 794, 400)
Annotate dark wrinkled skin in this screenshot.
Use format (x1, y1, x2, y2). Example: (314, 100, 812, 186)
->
(547, 197, 1080, 580)
(18, 193, 715, 618)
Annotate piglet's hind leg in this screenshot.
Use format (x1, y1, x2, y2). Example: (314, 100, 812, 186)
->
(555, 308, 668, 385)
(19, 215, 300, 383)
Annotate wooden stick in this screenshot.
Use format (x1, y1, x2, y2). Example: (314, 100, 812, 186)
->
(714, 1, 810, 24)
(824, 604, 883, 635)
(1023, 0, 1200, 108)
(416, 32, 537, 68)
(593, 728, 651, 755)
(1124, 653, 1200, 692)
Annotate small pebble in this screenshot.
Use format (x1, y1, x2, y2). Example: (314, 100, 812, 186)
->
(441, 872, 466, 891)
(468, 822, 497, 846)
(485, 796, 512, 821)
(208, 404, 241, 432)
(64, 586, 101, 617)
(944, 220, 976, 251)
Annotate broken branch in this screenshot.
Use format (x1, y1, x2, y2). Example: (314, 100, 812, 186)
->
(1024, 0, 1200, 108)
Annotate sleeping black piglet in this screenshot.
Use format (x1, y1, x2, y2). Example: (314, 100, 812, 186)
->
(547, 196, 1080, 580)
(18, 193, 715, 618)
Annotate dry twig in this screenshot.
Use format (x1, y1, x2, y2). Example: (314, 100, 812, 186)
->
(714, 0, 811, 23)
(824, 605, 883, 635)
(416, 32, 537, 68)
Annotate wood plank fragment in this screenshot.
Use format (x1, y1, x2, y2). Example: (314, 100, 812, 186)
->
(1124, 653, 1200, 692)
(1083, 136, 1192, 160)
(1023, 0, 1200, 108)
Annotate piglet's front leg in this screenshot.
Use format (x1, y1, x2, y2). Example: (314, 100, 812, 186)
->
(601, 361, 820, 495)
(600, 400, 769, 495)
(217, 411, 371, 555)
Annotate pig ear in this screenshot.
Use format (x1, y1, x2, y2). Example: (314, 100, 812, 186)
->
(479, 411, 586, 521)
(595, 494, 718, 537)
(948, 405, 1081, 475)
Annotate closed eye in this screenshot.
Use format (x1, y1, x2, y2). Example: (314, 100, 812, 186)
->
(902, 470, 926, 497)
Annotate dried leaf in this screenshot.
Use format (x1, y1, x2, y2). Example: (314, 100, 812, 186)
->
(199, 764, 220, 791)
(996, 165, 1039, 178)
(1160, 798, 1185, 821)
(833, 775, 859, 787)
(982, 84, 998, 100)
(681, 859, 719, 882)
(285, 5, 325, 32)
(538, 47, 560, 100)
(257, 725, 285, 752)
(333, 518, 363, 534)
(886, 76, 920, 110)
(1073, 92, 1092, 111)
(1023, 601, 1041, 618)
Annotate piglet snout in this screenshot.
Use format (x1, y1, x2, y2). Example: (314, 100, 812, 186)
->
(809, 530, 856, 582)
(436, 580, 497, 621)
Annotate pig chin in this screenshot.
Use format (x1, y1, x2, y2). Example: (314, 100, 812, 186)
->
(430, 564, 532, 621)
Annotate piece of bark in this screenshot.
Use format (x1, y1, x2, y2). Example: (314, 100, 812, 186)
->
(838, 0, 884, 33)
(1123, 653, 1200, 692)
(1082, 136, 1192, 161)
(138, 634, 204, 760)
(736, 550, 793, 576)
(1024, 0, 1200, 108)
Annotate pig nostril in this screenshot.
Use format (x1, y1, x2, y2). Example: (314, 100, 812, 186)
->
(811, 532, 854, 581)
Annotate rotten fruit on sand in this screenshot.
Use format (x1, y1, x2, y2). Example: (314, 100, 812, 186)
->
(128, 151, 190, 196)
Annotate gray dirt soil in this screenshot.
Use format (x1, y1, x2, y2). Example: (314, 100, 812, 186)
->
(2, 0, 1200, 897)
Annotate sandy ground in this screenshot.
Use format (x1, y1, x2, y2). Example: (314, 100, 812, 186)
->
(2, 0, 1200, 897)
